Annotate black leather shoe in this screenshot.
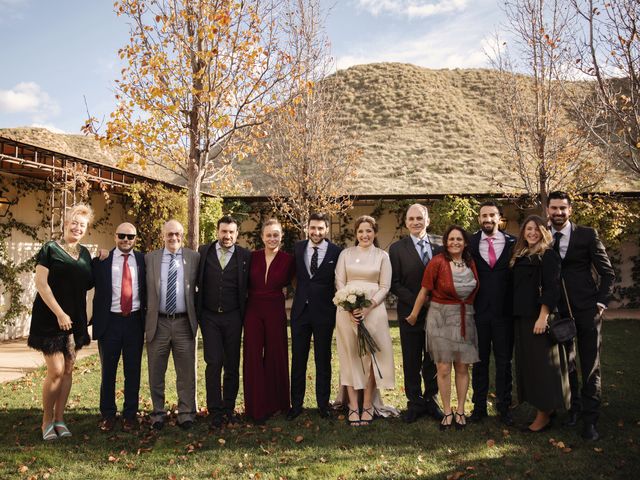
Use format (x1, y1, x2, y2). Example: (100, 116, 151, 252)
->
(402, 409, 421, 424)
(286, 407, 304, 421)
(318, 406, 330, 419)
(151, 421, 164, 431)
(178, 420, 193, 430)
(226, 413, 240, 425)
(499, 410, 514, 426)
(209, 415, 224, 430)
(469, 410, 488, 423)
(581, 423, 600, 441)
(563, 410, 580, 427)
(424, 402, 445, 421)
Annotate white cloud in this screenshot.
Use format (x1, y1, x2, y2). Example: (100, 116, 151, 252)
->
(30, 123, 66, 134)
(356, 0, 468, 18)
(0, 82, 60, 119)
(335, 19, 491, 70)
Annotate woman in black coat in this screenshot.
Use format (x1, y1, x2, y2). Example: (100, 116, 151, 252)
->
(510, 215, 570, 432)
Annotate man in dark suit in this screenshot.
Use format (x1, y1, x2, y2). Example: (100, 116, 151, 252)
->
(547, 191, 614, 441)
(92, 222, 146, 432)
(288, 213, 341, 420)
(469, 201, 516, 426)
(145, 219, 200, 431)
(197, 215, 251, 429)
(389, 203, 444, 423)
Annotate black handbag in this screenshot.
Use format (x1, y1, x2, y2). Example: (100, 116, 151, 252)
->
(546, 279, 577, 344)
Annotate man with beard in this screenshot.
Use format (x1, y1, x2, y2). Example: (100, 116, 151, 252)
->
(547, 191, 614, 441)
(389, 203, 444, 423)
(469, 201, 516, 426)
(92, 223, 146, 432)
(197, 215, 251, 429)
(288, 213, 341, 420)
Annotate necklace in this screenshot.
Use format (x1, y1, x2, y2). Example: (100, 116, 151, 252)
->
(451, 259, 466, 268)
(59, 240, 80, 259)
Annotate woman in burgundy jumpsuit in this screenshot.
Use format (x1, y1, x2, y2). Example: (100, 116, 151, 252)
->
(243, 219, 295, 423)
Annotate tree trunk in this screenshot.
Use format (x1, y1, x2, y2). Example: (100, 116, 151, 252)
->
(187, 161, 201, 251)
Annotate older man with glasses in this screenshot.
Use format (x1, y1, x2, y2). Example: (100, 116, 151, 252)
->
(145, 219, 200, 431)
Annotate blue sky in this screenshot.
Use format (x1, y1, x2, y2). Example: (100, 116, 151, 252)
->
(0, 0, 502, 134)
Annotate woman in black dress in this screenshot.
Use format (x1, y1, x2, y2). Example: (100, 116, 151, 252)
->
(28, 204, 94, 440)
(510, 215, 570, 432)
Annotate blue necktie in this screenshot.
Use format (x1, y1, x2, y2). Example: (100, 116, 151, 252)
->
(166, 253, 178, 314)
(418, 239, 429, 265)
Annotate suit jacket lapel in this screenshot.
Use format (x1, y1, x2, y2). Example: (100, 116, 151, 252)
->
(403, 236, 422, 264)
(565, 222, 578, 260)
(154, 250, 162, 298)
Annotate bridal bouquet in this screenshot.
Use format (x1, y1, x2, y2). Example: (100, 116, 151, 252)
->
(333, 287, 383, 378)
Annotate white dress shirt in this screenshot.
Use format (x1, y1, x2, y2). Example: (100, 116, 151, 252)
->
(479, 231, 506, 264)
(110, 248, 140, 313)
(159, 248, 186, 314)
(305, 239, 328, 276)
(550, 222, 572, 259)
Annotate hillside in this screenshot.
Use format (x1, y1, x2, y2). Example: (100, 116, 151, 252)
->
(238, 62, 637, 195)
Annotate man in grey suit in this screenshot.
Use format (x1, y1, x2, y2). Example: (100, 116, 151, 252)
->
(389, 204, 444, 423)
(145, 219, 200, 430)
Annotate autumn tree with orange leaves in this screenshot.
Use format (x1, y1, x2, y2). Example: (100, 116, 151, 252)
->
(256, 0, 361, 235)
(96, 0, 298, 248)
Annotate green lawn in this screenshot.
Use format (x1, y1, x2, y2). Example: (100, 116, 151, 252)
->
(1, 320, 638, 480)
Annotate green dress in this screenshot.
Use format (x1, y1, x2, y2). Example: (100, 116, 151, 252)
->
(27, 241, 93, 356)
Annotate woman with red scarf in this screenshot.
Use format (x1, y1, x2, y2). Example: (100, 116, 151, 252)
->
(407, 225, 479, 430)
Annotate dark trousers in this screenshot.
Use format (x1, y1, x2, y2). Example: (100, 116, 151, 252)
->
(290, 316, 334, 410)
(471, 314, 514, 413)
(399, 325, 438, 412)
(563, 307, 602, 423)
(98, 311, 144, 419)
(200, 308, 243, 417)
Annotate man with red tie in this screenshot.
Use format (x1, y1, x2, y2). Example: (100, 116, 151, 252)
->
(469, 202, 516, 426)
(91, 223, 146, 432)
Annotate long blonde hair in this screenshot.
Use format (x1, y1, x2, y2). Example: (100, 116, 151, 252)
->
(510, 215, 553, 267)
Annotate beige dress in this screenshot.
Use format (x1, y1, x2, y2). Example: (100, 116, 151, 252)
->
(334, 246, 398, 416)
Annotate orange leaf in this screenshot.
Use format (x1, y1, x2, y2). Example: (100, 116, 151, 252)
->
(294, 435, 304, 443)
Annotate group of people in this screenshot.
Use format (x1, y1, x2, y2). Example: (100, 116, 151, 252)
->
(27, 190, 614, 443)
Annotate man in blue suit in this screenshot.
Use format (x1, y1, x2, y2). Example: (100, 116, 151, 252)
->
(92, 222, 146, 432)
(287, 213, 341, 420)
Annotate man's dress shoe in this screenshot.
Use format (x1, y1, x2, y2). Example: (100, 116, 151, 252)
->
(318, 406, 330, 419)
(402, 409, 421, 424)
(499, 410, 515, 426)
(286, 407, 304, 421)
(425, 402, 445, 421)
(468, 410, 488, 423)
(563, 410, 580, 427)
(581, 423, 600, 441)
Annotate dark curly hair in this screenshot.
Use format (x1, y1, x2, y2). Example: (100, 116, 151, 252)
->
(442, 225, 473, 266)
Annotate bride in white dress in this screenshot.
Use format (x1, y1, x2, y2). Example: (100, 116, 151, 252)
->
(335, 215, 398, 425)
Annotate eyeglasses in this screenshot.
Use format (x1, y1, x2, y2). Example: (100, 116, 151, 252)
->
(166, 232, 182, 237)
(116, 233, 136, 240)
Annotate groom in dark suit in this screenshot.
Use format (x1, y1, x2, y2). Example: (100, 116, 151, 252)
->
(288, 213, 341, 420)
(92, 222, 146, 432)
(197, 215, 251, 429)
(547, 191, 614, 441)
(469, 201, 516, 426)
(390, 203, 444, 423)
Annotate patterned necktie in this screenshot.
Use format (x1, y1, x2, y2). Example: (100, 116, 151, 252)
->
(553, 231, 563, 256)
(310, 246, 319, 275)
(120, 253, 132, 315)
(219, 247, 229, 269)
(417, 239, 428, 265)
(166, 253, 178, 314)
(486, 237, 497, 268)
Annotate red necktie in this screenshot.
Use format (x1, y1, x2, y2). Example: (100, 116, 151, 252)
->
(486, 237, 497, 269)
(121, 253, 133, 315)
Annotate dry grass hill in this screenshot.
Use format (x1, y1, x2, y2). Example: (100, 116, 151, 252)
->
(2, 63, 637, 196)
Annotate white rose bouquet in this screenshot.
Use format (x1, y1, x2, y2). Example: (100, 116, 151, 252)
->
(332, 287, 383, 378)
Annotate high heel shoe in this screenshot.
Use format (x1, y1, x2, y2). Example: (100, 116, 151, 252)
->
(454, 412, 467, 430)
(439, 413, 454, 431)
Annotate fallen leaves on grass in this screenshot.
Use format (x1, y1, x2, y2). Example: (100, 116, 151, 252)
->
(486, 439, 496, 448)
(446, 471, 465, 480)
(294, 435, 304, 443)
